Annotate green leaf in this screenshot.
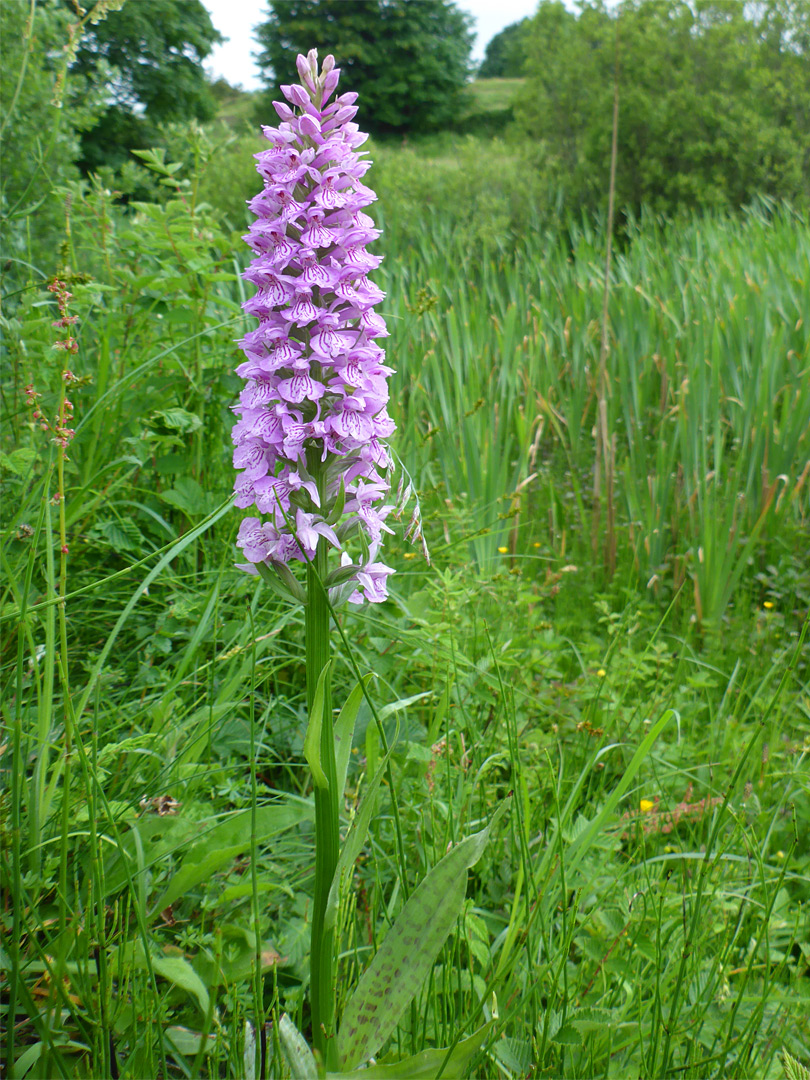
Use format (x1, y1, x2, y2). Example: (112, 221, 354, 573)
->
(256, 560, 305, 605)
(148, 407, 203, 435)
(551, 1023, 583, 1047)
(334, 675, 374, 803)
(0, 448, 37, 476)
(329, 1022, 493, 1079)
(279, 1014, 318, 1080)
(377, 690, 432, 723)
(165, 1027, 216, 1057)
(90, 517, 145, 552)
(11, 1042, 42, 1079)
(152, 955, 209, 1015)
(324, 723, 399, 934)
(151, 802, 312, 914)
(270, 558, 308, 604)
(569, 1006, 615, 1033)
(117, 945, 210, 1016)
(304, 660, 332, 790)
(325, 562, 363, 588)
(337, 800, 509, 1071)
(783, 1049, 810, 1080)
(158, 476, 206, 517)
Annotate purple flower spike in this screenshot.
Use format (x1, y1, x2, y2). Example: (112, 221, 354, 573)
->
(233, 50, 396, 605)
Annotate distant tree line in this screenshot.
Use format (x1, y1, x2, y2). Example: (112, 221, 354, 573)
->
(253, 0, 475, 135)
(2, 0, 808, 254)
(483, 0, 810, 215)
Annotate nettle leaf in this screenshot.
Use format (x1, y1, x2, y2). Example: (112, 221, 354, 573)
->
(90, 517, 145, 552)
(158, 477, 206, 517)
(783, 1048, 810, 1080)
(569, 1006, 615, 1034)
(337, 800, 509, 1072)
(148, 408, 203, 435)
(1, 447, 37, 476)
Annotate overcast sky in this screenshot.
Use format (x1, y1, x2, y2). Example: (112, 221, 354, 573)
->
(202, 0, 540, 91)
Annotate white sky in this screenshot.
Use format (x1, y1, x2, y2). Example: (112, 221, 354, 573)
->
(203, 0, 540, 91)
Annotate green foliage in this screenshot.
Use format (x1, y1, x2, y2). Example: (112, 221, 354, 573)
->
(337, 803, 506, 1070)
(476, 17, 531, 78)
(0, 0, 104, 269)
(784, 1049, 810, 1080)
(68, 0, 222, 173)
(515, 0, 810, 216)
(254, 0, 475, 134)
(2, 21, 810, 1079)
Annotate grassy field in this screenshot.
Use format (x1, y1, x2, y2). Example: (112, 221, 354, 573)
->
(1, 108, 809, 1079)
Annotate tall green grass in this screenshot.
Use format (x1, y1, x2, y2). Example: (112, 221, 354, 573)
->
(380, 200, 809, 625)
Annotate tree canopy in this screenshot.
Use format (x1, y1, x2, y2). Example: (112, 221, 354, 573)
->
(515, 0, 810, 216)
(476, 18, 531, 79)
(254, 0, 475, 134)
(68, 0, 222, 173)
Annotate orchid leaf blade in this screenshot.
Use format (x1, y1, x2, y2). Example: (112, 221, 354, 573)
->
(337, 801, 509, 1071)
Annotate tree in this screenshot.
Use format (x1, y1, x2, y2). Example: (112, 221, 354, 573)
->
(1, 0, 105, 275)
(515, 0, 810, 216)
(254, 0, 475, 134)
(477, 17, 531, 78)
(68, 0, 222, 173)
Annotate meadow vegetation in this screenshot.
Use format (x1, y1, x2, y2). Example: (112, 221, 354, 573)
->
(1, 4, 809, 1079)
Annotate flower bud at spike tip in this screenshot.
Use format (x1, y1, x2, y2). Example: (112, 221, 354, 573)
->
(233, 53, 396, 606)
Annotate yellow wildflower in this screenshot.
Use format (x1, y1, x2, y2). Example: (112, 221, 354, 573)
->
(640, 799, 655, 813)
(497, 546, 508, 554)
(597, 668, 606, 678)
(763, 601, 774, 609)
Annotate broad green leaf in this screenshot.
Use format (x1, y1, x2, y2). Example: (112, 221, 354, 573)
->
(148, 407, 203, 434)
(329, 1021, 493, 1079)
(279, 1013, 318, 1080)
(11, 1042, 42, 1079)
(570, 1006, 615, 1033)
(91, 517, 144, 552)
(1, 448, 37, 476)
(324, 724, 399, 934)
(143, 953, 209, 1015)
(304, 660, 332, 790)
(11, 1041, 89, 1078)
(377, 690, 432, 723)
(334, 675, 374, 802)
(551, 1023, 583, 1047)
(151, 802, 312, 913)
(166, 1026, 217, 1056)
(158, 477, 209, 517)
(337, 801, 509, 1071)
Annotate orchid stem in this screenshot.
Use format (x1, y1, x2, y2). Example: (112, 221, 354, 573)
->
(307, 534, 339, 1070)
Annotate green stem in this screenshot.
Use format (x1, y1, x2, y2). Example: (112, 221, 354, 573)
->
(307, 537, 339, 1069)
